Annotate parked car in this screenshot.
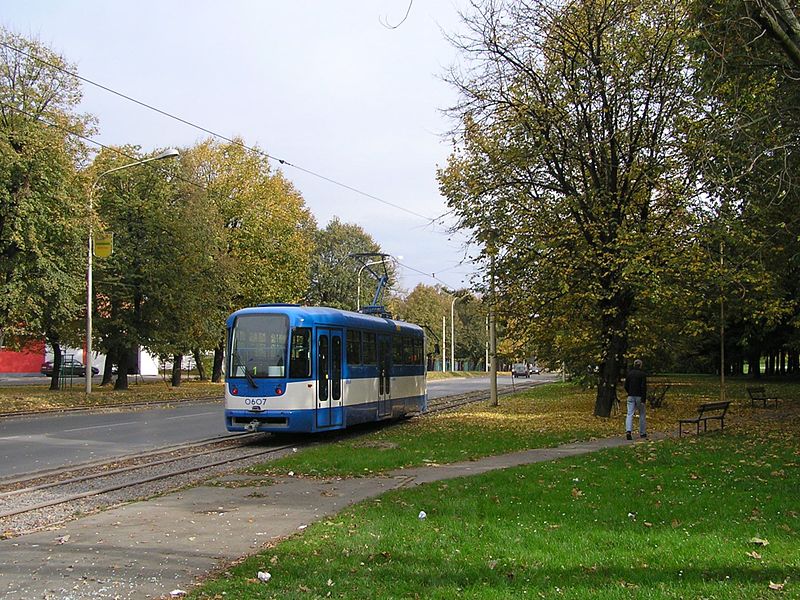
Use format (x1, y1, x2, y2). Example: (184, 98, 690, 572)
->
(530, 366, 541, 375)
(512, 363, 530, 378)
(40, 359, 99, 377)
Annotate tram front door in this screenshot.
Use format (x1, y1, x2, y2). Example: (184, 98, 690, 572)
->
(377, 334, 392, 418)
(316, 328, 343, 428)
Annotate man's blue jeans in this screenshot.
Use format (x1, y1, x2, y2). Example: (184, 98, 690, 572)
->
(626, 396, 646, 436)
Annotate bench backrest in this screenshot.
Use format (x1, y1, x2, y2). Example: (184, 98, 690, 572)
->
(747, 387, 766, 398)
(698, 401, 731, 414)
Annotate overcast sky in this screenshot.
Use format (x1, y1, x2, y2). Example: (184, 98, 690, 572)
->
(2, 0, 479, 294)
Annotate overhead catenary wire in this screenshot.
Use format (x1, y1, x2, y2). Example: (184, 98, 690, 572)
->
(0, 100, 207, 192)
(0, 39, 441, 226)
(2, 100, 478, 289)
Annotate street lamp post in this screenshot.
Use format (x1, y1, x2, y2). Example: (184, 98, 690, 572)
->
(451, 295, 466, 373)
(85, 149, 179, 393)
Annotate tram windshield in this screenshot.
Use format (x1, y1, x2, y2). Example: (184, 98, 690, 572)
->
(229, 314, 289, 378)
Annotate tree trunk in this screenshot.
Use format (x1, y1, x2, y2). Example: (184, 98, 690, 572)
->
(101, 346, 116, 386)
(593, 291, 631, 418)
(193, 348, 207, 381)
(594, 345, 623, 417)
(114, 346, 130, 391)
(171, 353, 183, 387)
(211, 339, 224, 383)
(47, 337, 62, 391)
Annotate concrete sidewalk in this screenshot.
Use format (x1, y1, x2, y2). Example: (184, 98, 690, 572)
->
(0, 434, 652, 599)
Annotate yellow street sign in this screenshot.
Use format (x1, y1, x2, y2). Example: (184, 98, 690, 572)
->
(94, 232, 113, 258)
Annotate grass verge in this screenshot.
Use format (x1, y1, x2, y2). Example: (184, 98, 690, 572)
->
(189, 375, 799, 599)
(193, 432, 799, 599)
(0, 379, 224, 413)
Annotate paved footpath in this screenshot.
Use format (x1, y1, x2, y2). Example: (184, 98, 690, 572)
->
(0, 434, 654, 599)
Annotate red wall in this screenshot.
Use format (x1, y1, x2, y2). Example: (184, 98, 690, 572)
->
(0, 340, 45, 373)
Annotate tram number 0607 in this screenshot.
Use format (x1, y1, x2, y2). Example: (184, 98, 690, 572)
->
(244, 397, 269, 406)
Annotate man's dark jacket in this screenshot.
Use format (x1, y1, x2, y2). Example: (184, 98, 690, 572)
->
(624, 368, 647, 399)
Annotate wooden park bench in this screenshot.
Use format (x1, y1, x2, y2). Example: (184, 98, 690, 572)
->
(648, 383, 671, 408)
(746, 386, 781, 409)
(678, 401, 731, 437)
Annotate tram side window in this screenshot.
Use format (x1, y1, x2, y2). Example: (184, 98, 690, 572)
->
(393, 336, 404, 364)
(289, 327, 312, 378)
(414, 337, 424, 365)
(362, 332, 377, 365)
(404, 337, 416, 365)
(346, 330, 361, 365)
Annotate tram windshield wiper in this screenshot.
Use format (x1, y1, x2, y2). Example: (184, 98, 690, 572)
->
(234, 351, 258, 388)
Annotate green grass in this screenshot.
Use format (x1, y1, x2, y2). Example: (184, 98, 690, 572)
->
(0, 379, 223, 413)
(192, 433, 799, 599)
(249, 383, 602, 478)
(188, 375, 800, 599)
(427, 370, 495, 380)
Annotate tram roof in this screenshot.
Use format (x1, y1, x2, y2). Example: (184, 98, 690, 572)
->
(227, 304, 424, 335)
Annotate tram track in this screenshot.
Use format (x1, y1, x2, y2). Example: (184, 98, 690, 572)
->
(0, 383, 538, 537)
(0, 434, 303, 537)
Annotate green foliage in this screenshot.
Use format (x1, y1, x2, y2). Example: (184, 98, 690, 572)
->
(439, 0, 699, 414)
(0, 28, 90, 350)
(89, 138, 318, 384)
(187, 138, 316, 311)
(687, 0, 800, 372)
(306, 217, 383, 310)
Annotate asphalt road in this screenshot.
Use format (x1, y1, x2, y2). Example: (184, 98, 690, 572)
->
(0, 374, 557, 480)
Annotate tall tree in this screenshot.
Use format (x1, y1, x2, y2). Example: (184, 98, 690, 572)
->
(0, 28, 90, 385)
(186, 138, 316, 381)
(306, 217, 383, 310)
(439, 0, 699, 415)
(689, 0, 800, 376)
(91, 147, 182, 389)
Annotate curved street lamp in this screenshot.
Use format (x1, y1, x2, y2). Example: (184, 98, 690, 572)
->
(85, 149, 180, 393)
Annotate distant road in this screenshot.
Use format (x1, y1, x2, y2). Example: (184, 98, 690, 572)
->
(0, 374, 558, 479)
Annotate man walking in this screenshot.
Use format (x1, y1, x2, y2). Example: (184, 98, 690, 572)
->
(624, 359, 647, 440)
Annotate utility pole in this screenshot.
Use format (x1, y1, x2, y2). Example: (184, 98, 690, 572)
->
(442, 316, 446, 372)
(489, 252, 498, 406)
(720, 241, 725, 403)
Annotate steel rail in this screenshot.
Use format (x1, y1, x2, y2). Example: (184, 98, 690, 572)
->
(0, 432, 259, 490)
(0, 383, 539, 523)
(0, 444, 293, 520)
(0, 436, 263, 499)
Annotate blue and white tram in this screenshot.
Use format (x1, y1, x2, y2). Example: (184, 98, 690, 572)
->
(224, 304, 427, 433)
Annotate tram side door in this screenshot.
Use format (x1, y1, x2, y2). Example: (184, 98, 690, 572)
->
(316, 328, 344, 428)
(377, 334, 392, 418)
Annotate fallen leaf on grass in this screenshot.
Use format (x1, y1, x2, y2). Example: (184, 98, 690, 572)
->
(746, 551, 762, 560)
(571, 488, 583, 498)
(750, 537, 770, 546)
(769, 581, 784, 591)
